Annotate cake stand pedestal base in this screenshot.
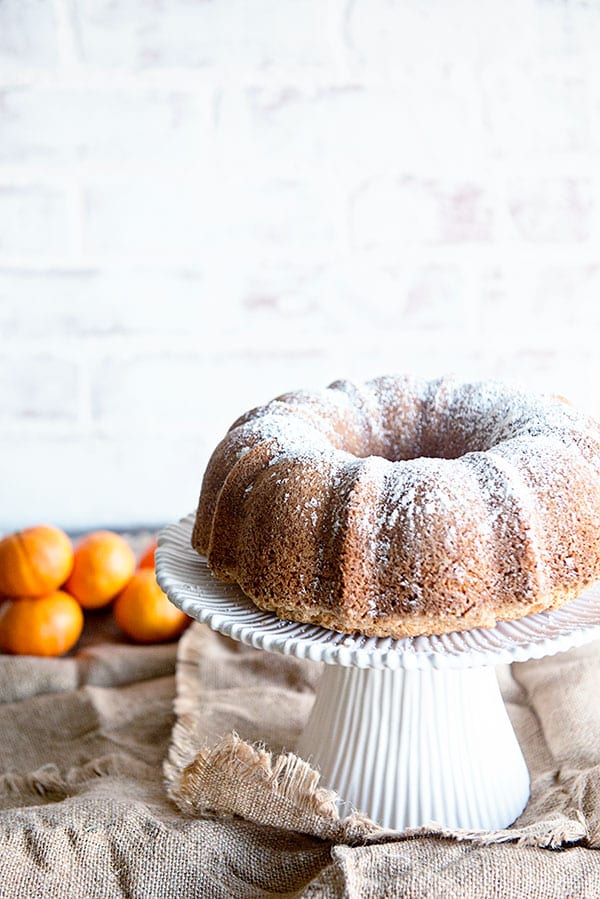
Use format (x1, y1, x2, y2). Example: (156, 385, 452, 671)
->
(296, 663, 530, 831)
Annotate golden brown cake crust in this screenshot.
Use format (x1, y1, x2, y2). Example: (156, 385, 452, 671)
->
(192, 375, 600, 637)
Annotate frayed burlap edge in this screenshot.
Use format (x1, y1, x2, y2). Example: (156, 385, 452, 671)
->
(168, 732, 378, 843)
(164, 624, 597, 850)
(167, 732, 591, 849)
(0, 754, 155, 802)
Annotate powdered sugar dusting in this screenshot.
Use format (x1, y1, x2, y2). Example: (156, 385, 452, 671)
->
(225, 374, 600, 556)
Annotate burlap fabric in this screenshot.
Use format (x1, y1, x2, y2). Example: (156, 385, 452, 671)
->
(165, 622, 600, 897)
(1, 604, 599, 897)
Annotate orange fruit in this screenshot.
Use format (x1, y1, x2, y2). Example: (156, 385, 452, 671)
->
(0, 590, 84, 657)
(113, 569, 190, 644)
(0, 525, 74, 598)
(65, 530, 136, 609)
(139, 539, 158, 570)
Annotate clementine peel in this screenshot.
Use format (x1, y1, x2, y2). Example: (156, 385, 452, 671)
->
(113, 568, 189, 644)
(65, 530, 136, 609)
(0, 525, 74, 598)
(139, 539, 157, 570)
(0, 590, 84, 657)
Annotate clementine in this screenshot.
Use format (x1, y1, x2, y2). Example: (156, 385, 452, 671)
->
(113, 569, 190, 644)
(0, 590, 84, 657)
(65, 530, 136, 609)
(0, 525, 74, 598)
(139, 539, 157, 570)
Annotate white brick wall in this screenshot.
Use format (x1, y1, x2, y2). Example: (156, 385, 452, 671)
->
(1, 0, 599, 529)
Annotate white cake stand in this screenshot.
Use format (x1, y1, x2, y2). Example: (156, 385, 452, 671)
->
(156, 514, 600, 833)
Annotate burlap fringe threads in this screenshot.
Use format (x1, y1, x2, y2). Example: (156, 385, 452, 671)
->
(166, 733, 596, 850)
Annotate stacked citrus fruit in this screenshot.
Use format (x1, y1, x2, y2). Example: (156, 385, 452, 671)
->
(0, 526, 189, 657)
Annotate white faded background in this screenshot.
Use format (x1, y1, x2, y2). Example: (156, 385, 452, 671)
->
(1, 0, 599, 530)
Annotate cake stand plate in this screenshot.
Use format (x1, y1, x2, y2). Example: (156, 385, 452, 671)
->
(157, 514, 600, 832)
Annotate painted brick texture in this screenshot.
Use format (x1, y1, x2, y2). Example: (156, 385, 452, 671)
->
(0, 0, 599, 528)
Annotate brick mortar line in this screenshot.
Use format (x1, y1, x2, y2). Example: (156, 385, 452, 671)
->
(0, 169, 212, 187)
(0, 418, 217, 434)
(1, 60, 599, 90)
(1, 169, 599, 191)
(0, 72, 220, 92)
(2, 243, 600, 269)
(52, 0, 81, 71)
(1, 333, 598, 358)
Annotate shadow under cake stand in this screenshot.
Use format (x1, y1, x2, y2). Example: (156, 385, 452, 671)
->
(157, 514, 600, 833)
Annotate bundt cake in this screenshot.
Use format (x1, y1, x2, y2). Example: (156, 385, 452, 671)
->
(192, 375, 600, 637)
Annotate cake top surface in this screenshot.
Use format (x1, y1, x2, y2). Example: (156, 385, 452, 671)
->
(228, 374, 600, 470)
